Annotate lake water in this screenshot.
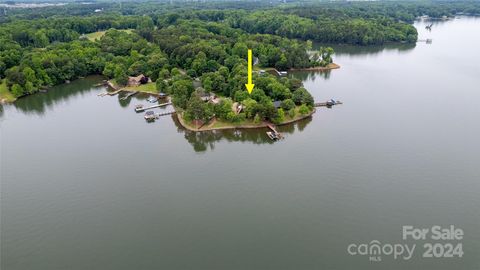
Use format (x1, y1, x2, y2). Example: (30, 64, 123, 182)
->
(1, 18, 479, 270)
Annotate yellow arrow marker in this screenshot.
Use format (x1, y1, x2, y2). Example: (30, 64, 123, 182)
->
(245, 49, 255, 94)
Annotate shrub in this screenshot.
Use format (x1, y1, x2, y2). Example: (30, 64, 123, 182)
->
(299, 104, 310, 115)
(288, 108, 296, 118)
(186, 69, 197, 77)
(281, 99, 295, 110)
(242, 98, 258, 118)
(234, 90, 249, 102)
(293, 87, 314, 106)
(273, 108, 285, 124)
(253, 114, 261, 124)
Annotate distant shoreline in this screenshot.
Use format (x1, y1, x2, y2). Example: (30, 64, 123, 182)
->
(260, 63, 340, 76)
(289, 63, 340, 72)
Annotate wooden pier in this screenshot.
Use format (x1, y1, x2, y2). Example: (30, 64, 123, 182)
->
(266, 123, 283, 140)
(135, 102, 172, 112)
(120, 91, 138, 100)
(418, 39, 433, 43)
(314, 100, 343, 107)
(267, 124, 278, 133)
(98, 89, 123, 97)
(144, 111, 176, 121)
(270, 68, 288, 76)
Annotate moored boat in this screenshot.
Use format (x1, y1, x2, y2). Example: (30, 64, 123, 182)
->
(144, 111, 156, 121)
(266, 131, 279, 141)
(147, 96, 158, 103)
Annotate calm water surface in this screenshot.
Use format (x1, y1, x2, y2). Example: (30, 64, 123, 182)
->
(1, 18, 479, 270)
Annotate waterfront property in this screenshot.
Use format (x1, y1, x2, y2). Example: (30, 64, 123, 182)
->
(2, 18, 480, 270)
(128, 75, 149, 87)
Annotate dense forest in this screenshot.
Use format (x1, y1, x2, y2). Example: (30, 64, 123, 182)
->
(1, 0, 479, 124)
(0, 11, 323, 123)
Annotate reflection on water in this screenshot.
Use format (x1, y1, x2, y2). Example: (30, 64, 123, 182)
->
(173, 115, 313, 152)
(313, 42, 416, 57)
(290, 69, 331, 81)
(0, 76, 164, 117)
(117, 94, 132, 108)
(0, 72, 316, 152)
(0, 74, 313, 151)
(8, 76, 105, 116)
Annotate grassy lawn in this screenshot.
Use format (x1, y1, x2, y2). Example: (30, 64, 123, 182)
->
(85, 29, 134, 41)
(284, 106, 315, 121)
(122, 82, 158, 94)
(209, 119, 262, 129)
(0, 79, 16, 103)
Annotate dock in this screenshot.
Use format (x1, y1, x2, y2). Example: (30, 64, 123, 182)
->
(418, 39, 433, 43)
(266, 123, 283, 140)
(157, 111, 176, 116)
(120, 91, 138, 100)
(135, 102, 172, 112)
(314, 100, 343, 107)
(270, 69, 288, 76)
(98, 89, 123, 97)
(144, 110, 176, 121)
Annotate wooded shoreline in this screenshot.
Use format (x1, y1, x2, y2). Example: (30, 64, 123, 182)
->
(176, 109, 316, 132)
(0, 63, 340, 104)
(289, 63, 340, 72)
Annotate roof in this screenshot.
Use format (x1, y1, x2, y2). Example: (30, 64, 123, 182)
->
(128, 74, 146, 83)
(273, 101, 282, 108)
(199, 91, 214, 101)
(210, 97, 221, 104)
